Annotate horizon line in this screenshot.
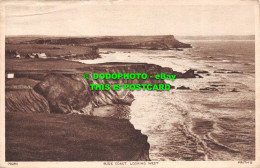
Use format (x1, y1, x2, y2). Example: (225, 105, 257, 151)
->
(5, 34, 255, 37)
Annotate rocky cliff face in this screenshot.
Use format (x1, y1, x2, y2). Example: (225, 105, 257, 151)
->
(5, 85, 50, 114)
(34, 73, 92, 114)
(32, 63, 198, 115)
(138, 35, 191, 49)
(5, 77, 150, 161)
(5, 61, 199, 161)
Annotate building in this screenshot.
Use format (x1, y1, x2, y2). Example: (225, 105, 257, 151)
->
(26, 53, 47, 59)
(6, 73, 14, 79)
(35, 53, 47, 59)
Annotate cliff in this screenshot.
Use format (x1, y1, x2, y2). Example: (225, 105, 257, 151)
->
(5, 59, 200, 161)
(86, 35, 192, 49)
(5, 75, 150, 161)
(6, 59, 199, 115)
(5, 85, 50, 114)
(9, 35, 191, 50)
(6, 112, 150, 161)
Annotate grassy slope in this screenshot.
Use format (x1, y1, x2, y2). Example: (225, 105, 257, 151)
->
(6, 112, 149, 161)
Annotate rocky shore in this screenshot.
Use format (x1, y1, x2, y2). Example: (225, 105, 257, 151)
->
(5, 58, 198, 161)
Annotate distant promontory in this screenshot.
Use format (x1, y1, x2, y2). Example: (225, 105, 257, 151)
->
(7, 35, 192, 50)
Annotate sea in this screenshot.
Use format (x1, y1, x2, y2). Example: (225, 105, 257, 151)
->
(78, 40, 255, 161)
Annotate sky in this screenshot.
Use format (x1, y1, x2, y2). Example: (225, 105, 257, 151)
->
(4, 0, 257, 36)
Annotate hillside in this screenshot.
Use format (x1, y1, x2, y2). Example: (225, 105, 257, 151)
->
(6, 35, 192, 50)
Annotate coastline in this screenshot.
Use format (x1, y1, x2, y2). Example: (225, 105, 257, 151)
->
(4, 36, 256, 161)
(5, 35, 194, 161)
(5, 57, 198, 161)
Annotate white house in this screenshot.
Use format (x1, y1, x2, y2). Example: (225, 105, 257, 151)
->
(7, 73, 14, 79)
(26, 53, 47, 59)
(35, 53, 47, 59)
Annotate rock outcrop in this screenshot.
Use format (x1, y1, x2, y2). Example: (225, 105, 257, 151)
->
(231, 88, 239, 92)
(200, 87, 219, 91)
(34, 74, 93, 114)
(177, 86, 191, 90)
(33, 73, 135, 115)
(182, 69, 202, 78)
(77, 63, 198, 80)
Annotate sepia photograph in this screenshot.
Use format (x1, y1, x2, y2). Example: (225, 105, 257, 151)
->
(0, 0, 259, 167)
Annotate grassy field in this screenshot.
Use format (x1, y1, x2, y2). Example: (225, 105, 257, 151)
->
(6, 59, 87, 72)
(6, 35, 182, 44)
(6, 35, 191, 50)
(6, 43, 96, 57)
